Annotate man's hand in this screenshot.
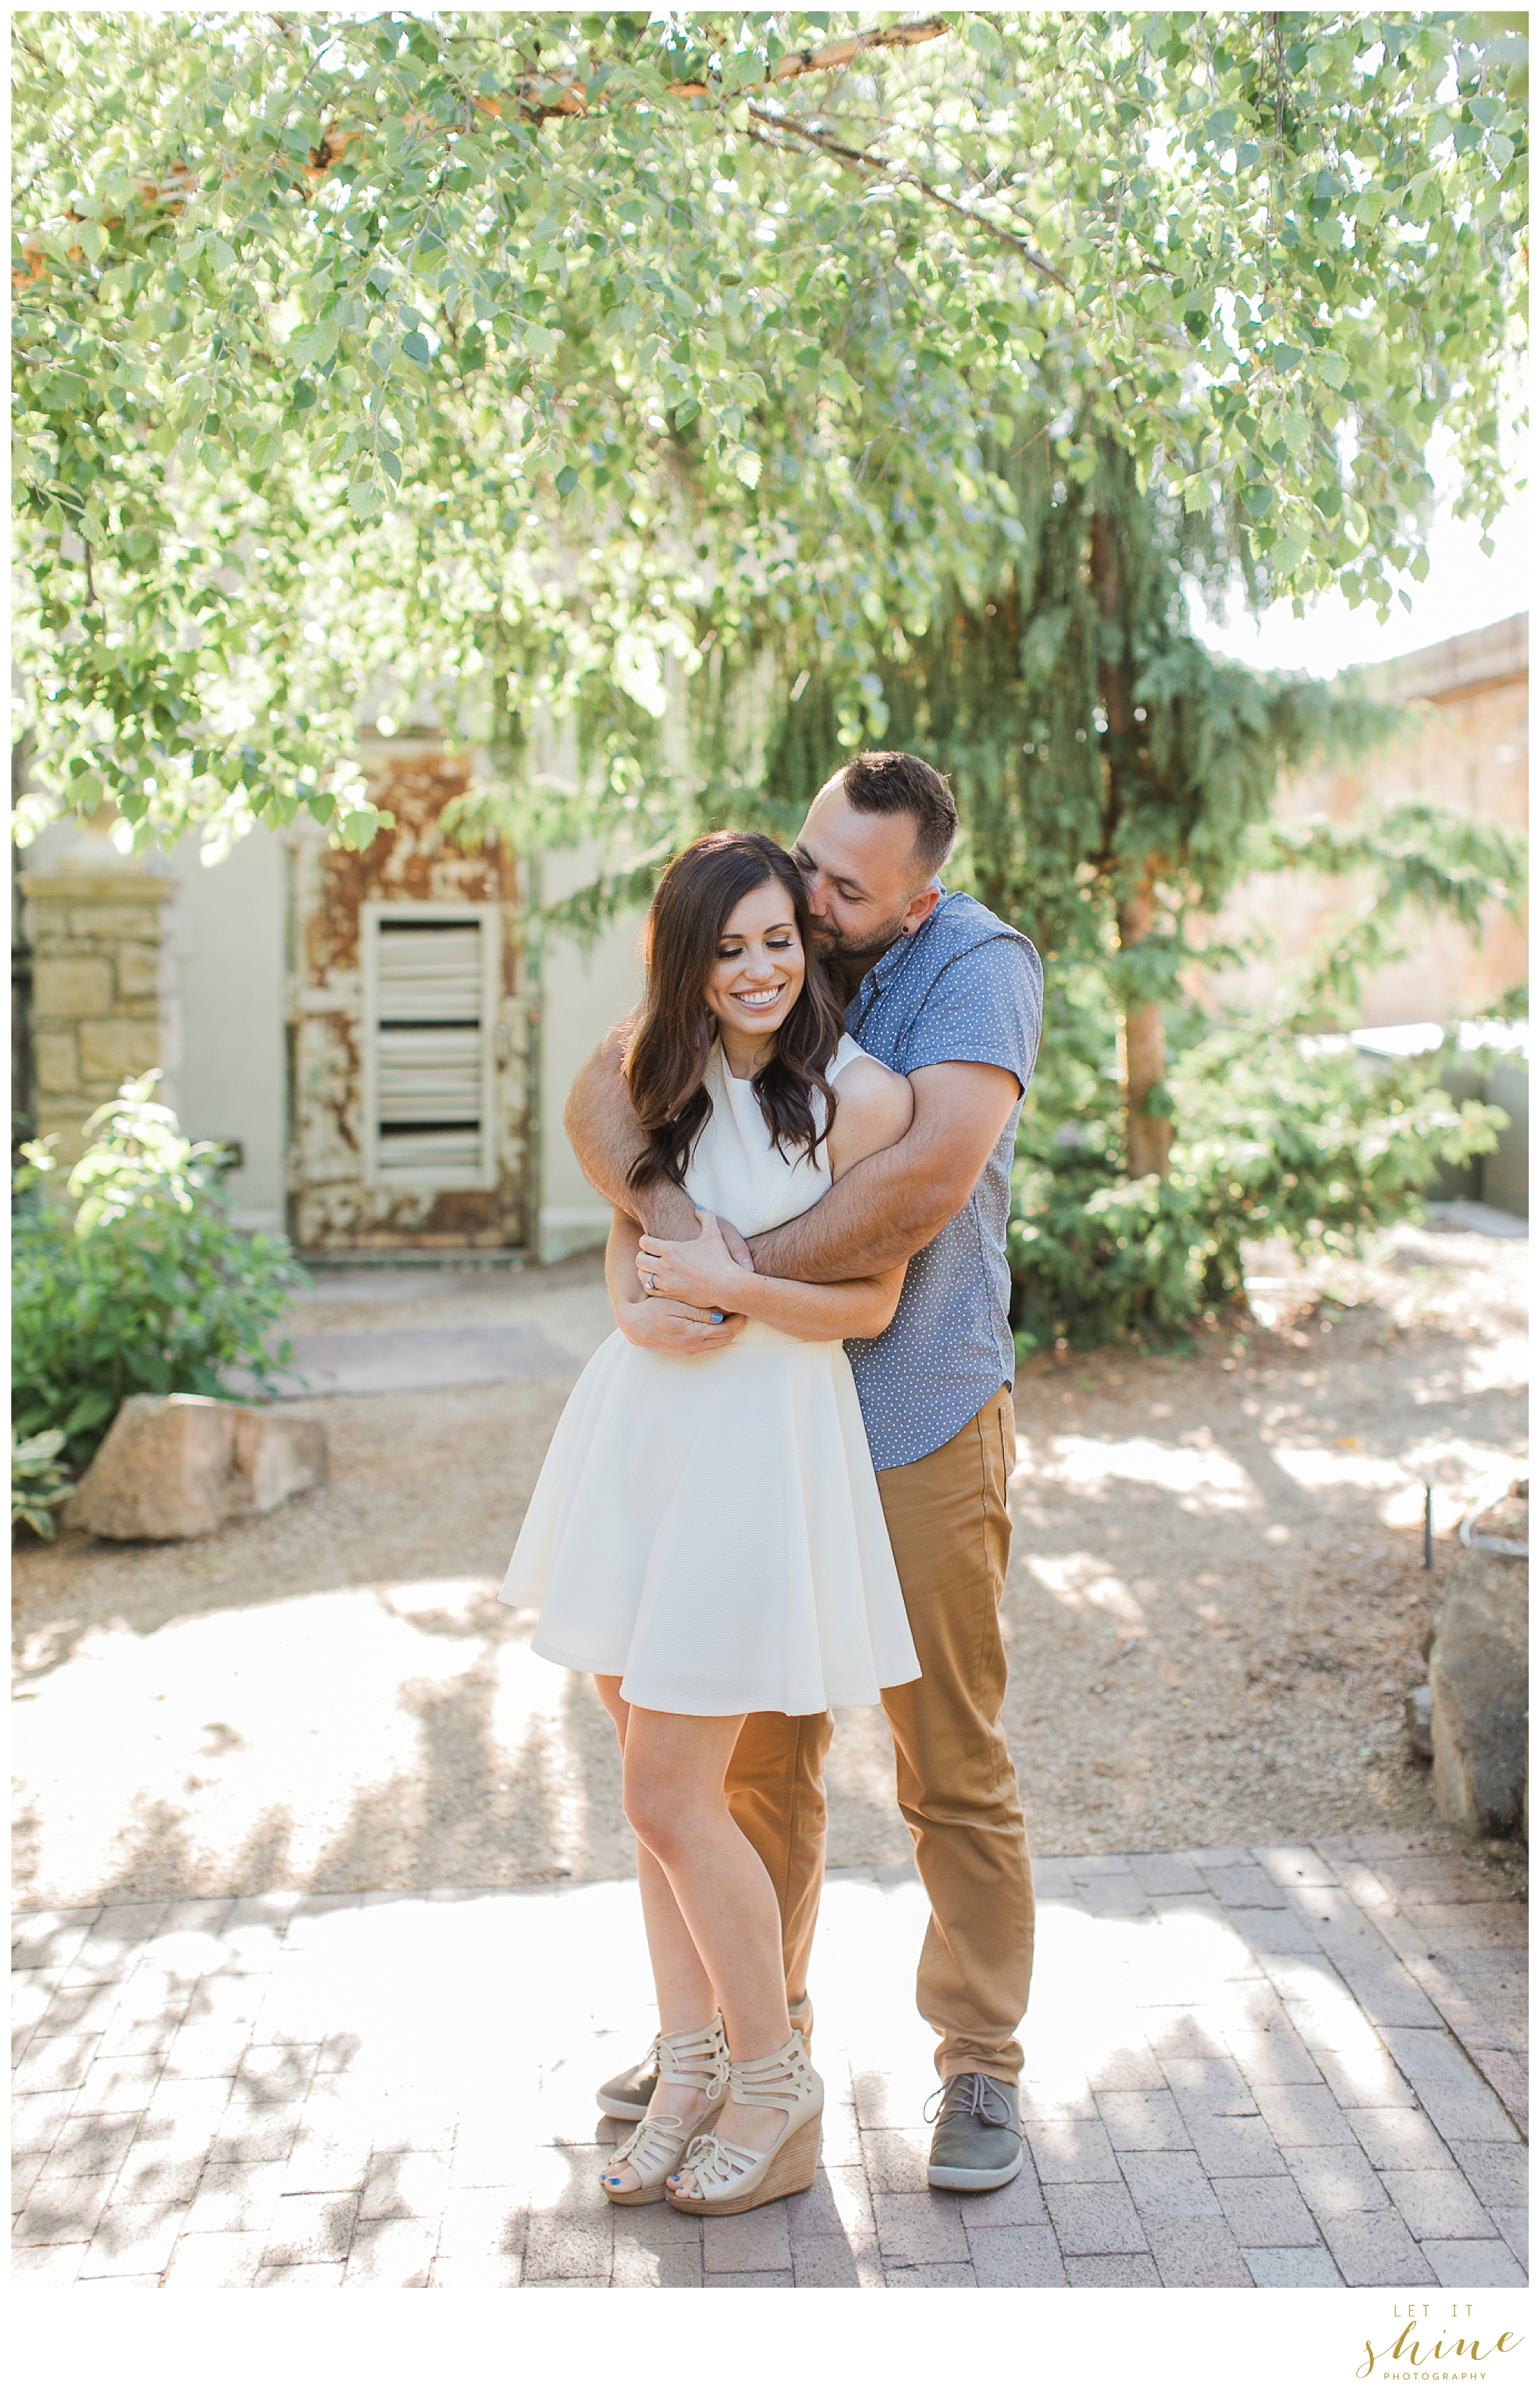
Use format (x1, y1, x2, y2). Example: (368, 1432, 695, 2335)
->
(638, 1210, 753, 1313)
(608, 1205, 747, 1355)
(717, 1218, 755, 1271)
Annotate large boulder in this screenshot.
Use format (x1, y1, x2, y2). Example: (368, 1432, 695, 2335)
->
(68, 1394, 328, 1541)
(1429, 1539, 1528, 1839)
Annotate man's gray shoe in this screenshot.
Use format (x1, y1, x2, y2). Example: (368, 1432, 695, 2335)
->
(925, 2073, 1023, 2191)
(596, 2055, 656, 2122)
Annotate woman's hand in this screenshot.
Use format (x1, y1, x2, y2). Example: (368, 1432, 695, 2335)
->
(637, 1210, 753, 1312)
(607, 1203, 745, 1354)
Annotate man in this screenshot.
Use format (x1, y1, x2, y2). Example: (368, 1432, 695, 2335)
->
(563, 750, 1042, 2191)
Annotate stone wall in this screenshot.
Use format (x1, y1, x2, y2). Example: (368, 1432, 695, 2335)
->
(18, 872, 173, 1165)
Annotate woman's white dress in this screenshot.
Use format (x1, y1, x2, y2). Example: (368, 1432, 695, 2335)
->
(500, 1034, 920, 1716)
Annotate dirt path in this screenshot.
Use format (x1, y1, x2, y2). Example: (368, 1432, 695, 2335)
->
(12, 1218, 1527, 1909)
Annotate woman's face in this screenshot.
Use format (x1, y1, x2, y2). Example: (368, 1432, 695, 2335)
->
(703, 877, 806, 1045)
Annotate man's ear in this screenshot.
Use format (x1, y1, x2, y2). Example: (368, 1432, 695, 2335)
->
(902, 884, 943, 936)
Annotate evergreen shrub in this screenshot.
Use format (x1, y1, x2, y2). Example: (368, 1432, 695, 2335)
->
(1009, 1009, 1508, 1354)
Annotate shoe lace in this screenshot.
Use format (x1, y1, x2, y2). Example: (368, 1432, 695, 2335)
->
(671, 2128, 763, 2194)
(923, 2073, 1013, 2129)
(651, 2017, 729, 2100)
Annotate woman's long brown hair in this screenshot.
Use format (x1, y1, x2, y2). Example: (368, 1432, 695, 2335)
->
(625, 833, 846, 1191)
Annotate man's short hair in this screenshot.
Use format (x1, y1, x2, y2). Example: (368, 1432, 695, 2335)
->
(841, 751, 958, 875)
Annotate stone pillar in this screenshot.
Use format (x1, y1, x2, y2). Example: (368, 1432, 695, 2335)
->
(17, 872, 173, 1165)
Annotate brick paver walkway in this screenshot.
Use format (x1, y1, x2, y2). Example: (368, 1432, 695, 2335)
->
(14, 1837, 1526, 2289)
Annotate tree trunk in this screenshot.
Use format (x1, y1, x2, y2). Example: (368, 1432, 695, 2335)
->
(1090, 507, 1172, 1180)
(1117, 879, 1172, 1179)
(12, 735, 35, 1153)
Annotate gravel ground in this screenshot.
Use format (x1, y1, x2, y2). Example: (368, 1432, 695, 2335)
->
(999, 1224, 1526, 1859)
(12, 1217, 1527, 1909)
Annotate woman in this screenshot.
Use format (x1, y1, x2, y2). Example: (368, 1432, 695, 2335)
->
(500, 830, 918, 2217)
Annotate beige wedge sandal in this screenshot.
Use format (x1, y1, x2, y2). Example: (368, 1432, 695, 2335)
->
(599, 2015, 729, 2208)
(664, 2029, 823, 2216)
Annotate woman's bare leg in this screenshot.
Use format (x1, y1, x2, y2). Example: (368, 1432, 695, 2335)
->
(594, 1678, 719, 2193)
(620, 1706, 796, 2188)
(595, 1677, 717, 2027)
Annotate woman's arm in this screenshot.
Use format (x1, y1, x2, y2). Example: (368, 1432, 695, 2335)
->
(635, 1056, 917, 1343)
(824, 1052, 914, 1180)
(607, 1209, 748, 1354)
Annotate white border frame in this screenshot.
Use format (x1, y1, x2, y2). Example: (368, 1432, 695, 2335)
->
(360, 900, 501, 1193)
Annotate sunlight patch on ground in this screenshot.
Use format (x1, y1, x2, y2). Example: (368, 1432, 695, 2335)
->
(1023, 1551, 1147, 1629)
(1045, 1435, 1257, 1512)
(1457, 1335, 1529, 1394)
(1267, 1447, 1409, 1492)
(1270, 1437, 1521, 1528)
(13, 1579, 579, 1902)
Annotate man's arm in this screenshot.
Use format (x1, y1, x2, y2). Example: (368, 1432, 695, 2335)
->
(638, 1209, 906, 1342)
(564, 1019, 702, 1241)
(747, 1060, 1022, 1283)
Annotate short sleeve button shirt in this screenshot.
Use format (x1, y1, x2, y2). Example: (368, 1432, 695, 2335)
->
(844, 890, 1043, 1471)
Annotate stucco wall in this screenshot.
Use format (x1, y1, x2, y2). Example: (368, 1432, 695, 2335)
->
(536, 840, 646, 1263)
(1206, 613, 1528, 1025)
(166, 826, 287, 1233)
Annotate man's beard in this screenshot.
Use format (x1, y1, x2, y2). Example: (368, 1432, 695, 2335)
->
(811, 908, 912, 1001)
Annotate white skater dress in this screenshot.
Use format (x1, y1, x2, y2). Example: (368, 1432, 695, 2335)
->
(501, 1034, 920, 1716)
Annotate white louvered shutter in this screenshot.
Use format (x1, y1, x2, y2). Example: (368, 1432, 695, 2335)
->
(365, 908, 496, 1187)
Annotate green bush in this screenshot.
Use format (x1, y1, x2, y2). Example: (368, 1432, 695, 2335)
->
(12, 1072, 308, 1465)
(11, 1427, 74, 1542)
(1010, 1017, 1507, 1355)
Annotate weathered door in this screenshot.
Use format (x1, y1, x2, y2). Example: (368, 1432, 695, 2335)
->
(287, 743, 531, 1251)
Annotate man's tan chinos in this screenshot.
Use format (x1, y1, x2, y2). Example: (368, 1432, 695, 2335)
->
(726, 1383, 1033, 2083)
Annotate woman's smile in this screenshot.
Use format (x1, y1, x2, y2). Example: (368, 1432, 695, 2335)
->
(704, 881, 808, 1070)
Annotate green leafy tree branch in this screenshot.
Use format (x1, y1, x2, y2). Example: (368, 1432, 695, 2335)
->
(11, 9, 1526, 848)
